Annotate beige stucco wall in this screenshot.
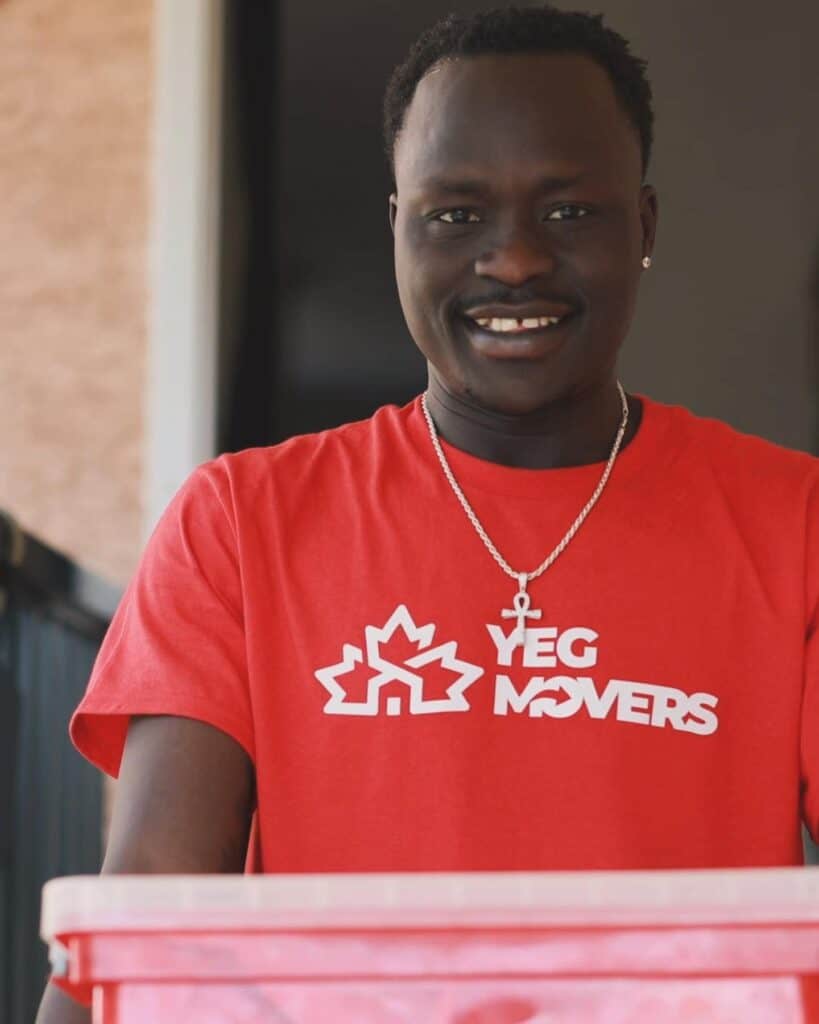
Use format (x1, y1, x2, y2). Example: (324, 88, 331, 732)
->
(0, 0, 152, 586)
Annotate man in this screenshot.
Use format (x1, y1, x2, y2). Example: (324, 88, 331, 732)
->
(37, 5, 819, 1021)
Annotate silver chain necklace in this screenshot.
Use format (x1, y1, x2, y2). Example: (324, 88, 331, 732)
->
(421, 382, 629, 647)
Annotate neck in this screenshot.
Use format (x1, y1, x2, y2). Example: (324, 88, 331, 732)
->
(424, 373, 642, 469)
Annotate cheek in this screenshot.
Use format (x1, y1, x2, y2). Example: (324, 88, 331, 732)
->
(396, 245, 454, 337)
(395, 227, 425, 316)
(395, 262, 434, 343)
(575, 229, 642, 316)
(584, 272, 641, 342)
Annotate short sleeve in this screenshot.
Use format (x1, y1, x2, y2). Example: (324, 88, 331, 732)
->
(800, 481, 819, 840)
(802, 632, 819, 839)
(71, 461, 255, 777)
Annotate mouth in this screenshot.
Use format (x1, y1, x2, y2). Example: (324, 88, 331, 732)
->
(473, 314, 564, 333)
(461, 311, 576, 359)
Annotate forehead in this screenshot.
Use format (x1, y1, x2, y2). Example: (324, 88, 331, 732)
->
(395, 53, 641, 190)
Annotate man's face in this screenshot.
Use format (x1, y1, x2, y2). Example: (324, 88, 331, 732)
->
(390, 53, 657, 416)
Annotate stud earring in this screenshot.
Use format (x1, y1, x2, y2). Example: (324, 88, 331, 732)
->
(642, 256, 652, 269)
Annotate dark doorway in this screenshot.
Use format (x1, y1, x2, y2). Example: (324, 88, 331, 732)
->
(218, 2, 493, 452)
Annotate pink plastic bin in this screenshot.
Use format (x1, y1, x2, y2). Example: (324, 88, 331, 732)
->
(41, 869, 819, 1023)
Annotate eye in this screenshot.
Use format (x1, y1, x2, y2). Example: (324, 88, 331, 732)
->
(434, 208, 481, 225)
(546, 204, 589, 222)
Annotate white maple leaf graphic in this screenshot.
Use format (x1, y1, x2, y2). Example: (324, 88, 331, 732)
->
(314, 605, 483, 716)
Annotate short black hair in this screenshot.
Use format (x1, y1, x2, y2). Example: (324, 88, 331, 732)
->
(383, 5, 654, 183)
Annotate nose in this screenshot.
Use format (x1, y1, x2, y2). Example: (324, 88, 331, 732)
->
(474, 217, 556, 287)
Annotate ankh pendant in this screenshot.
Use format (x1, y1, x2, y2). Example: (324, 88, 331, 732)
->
(501, 573, 543, 647)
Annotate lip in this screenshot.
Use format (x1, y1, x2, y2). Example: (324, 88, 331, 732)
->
(463, 302, 575, 321)
(460, 311, 576, 360)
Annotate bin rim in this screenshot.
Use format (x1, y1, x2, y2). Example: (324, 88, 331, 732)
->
(40, 867, 819, 941)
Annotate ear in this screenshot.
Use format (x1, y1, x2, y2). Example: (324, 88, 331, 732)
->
(388, 193, 398, 236)
(639, 185, 658, 260)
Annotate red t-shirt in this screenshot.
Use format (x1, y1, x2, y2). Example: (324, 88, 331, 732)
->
(72, 395, 819, 870)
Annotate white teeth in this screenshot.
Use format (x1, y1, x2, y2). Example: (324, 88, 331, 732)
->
(474, 315, 562, 332)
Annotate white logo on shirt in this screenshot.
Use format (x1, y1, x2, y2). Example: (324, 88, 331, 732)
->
(313, 608, 719, 734)
(487, 623, 719, 735)
(314, 604, 484, 716)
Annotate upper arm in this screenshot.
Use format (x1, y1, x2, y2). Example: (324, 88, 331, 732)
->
(102, 714, 255, 874)
(36, 715, 255, 1023)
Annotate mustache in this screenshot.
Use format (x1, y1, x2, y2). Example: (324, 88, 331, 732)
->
(458, 286, 577, 315)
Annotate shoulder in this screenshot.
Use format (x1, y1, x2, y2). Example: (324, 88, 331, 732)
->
(645, 395, 819, 497)
(188, 400, 418, 513)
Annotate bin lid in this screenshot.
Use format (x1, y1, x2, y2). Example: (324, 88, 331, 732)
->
(41, 867, 819, 941)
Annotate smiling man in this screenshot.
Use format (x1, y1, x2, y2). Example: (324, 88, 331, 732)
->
(37, 6, 819, 1023)
(389, 40, 655, 444)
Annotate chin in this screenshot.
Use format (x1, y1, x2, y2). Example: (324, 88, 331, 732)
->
(460, 373, 574, 418)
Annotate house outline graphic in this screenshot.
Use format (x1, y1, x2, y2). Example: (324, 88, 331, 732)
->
(314, 604, 484, 716)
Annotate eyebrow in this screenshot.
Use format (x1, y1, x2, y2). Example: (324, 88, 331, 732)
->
(418, 173, 585, 196)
